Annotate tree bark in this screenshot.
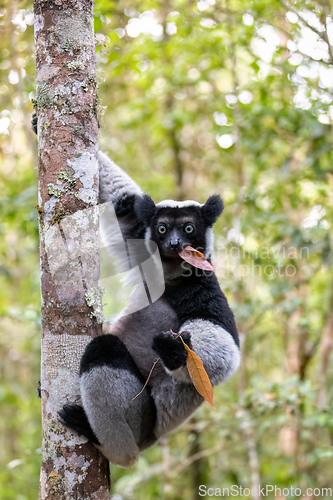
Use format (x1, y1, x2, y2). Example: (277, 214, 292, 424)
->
(34, 0, 110, 498)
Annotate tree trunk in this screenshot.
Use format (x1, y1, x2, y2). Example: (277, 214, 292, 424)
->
(34, 0, 110, 498)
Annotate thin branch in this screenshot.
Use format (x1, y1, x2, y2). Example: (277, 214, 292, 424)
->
(131, 358, 160, 401)
(172, 445, 221, 477)
(279, 0, 333, 62)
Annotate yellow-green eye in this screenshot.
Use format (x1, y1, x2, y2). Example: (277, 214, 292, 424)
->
(157, 224, 167, 235)
(184, 223, 194, 234)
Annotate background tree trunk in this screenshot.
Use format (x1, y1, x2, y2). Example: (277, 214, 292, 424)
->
(34, 0, 110, 498)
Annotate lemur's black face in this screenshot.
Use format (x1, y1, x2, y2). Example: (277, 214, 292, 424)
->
(151, 208, 206, 258)
(134, 194, 224, 262)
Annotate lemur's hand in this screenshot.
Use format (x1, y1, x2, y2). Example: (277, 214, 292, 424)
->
(31, 112, 38, 135)
(152, 331, 192, 371)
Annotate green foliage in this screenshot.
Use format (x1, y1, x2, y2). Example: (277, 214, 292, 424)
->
(1, 0, 333, 498)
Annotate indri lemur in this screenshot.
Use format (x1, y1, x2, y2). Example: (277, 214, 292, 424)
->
(57, 152, 241, 467)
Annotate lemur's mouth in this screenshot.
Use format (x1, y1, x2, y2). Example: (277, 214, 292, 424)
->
(162, 249, 183, 259)
(178, 246, 214, 271)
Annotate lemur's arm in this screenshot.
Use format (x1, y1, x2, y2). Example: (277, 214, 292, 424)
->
(98, 152, 154, 283)
(98, 151, 143, 205)
(98, 151, 147, 242)
(153, 322, 240, 386)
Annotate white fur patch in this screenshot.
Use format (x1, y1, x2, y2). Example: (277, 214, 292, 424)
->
(205, 227, 214, 259)
(145, 227, 152, 252)
(156, 199, 203, 209)
(165, 365, 192, 383)
(144, 227, 161, 275)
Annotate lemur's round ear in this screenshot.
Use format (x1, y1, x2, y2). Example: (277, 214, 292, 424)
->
(134, 194, 156, 226)
(202, 195, 224, 225)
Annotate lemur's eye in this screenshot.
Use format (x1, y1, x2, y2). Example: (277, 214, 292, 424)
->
(157, 224, 167, 235)
(184, 223, 195, 234)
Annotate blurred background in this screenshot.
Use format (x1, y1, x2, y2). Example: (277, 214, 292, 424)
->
(0, 0, 333, 498)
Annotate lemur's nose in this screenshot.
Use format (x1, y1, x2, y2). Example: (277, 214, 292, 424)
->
(169, 238, 181, 251)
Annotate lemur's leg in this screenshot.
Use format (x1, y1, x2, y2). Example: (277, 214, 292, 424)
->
(59, 403, 100, 444)
(79, 334, 157, 467)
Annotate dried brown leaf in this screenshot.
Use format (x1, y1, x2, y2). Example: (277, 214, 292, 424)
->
(178, 245, 214, 271)
(179, 336, 216, 409)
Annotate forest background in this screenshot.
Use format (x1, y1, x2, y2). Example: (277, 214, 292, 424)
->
(0, 0, 333, 499)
